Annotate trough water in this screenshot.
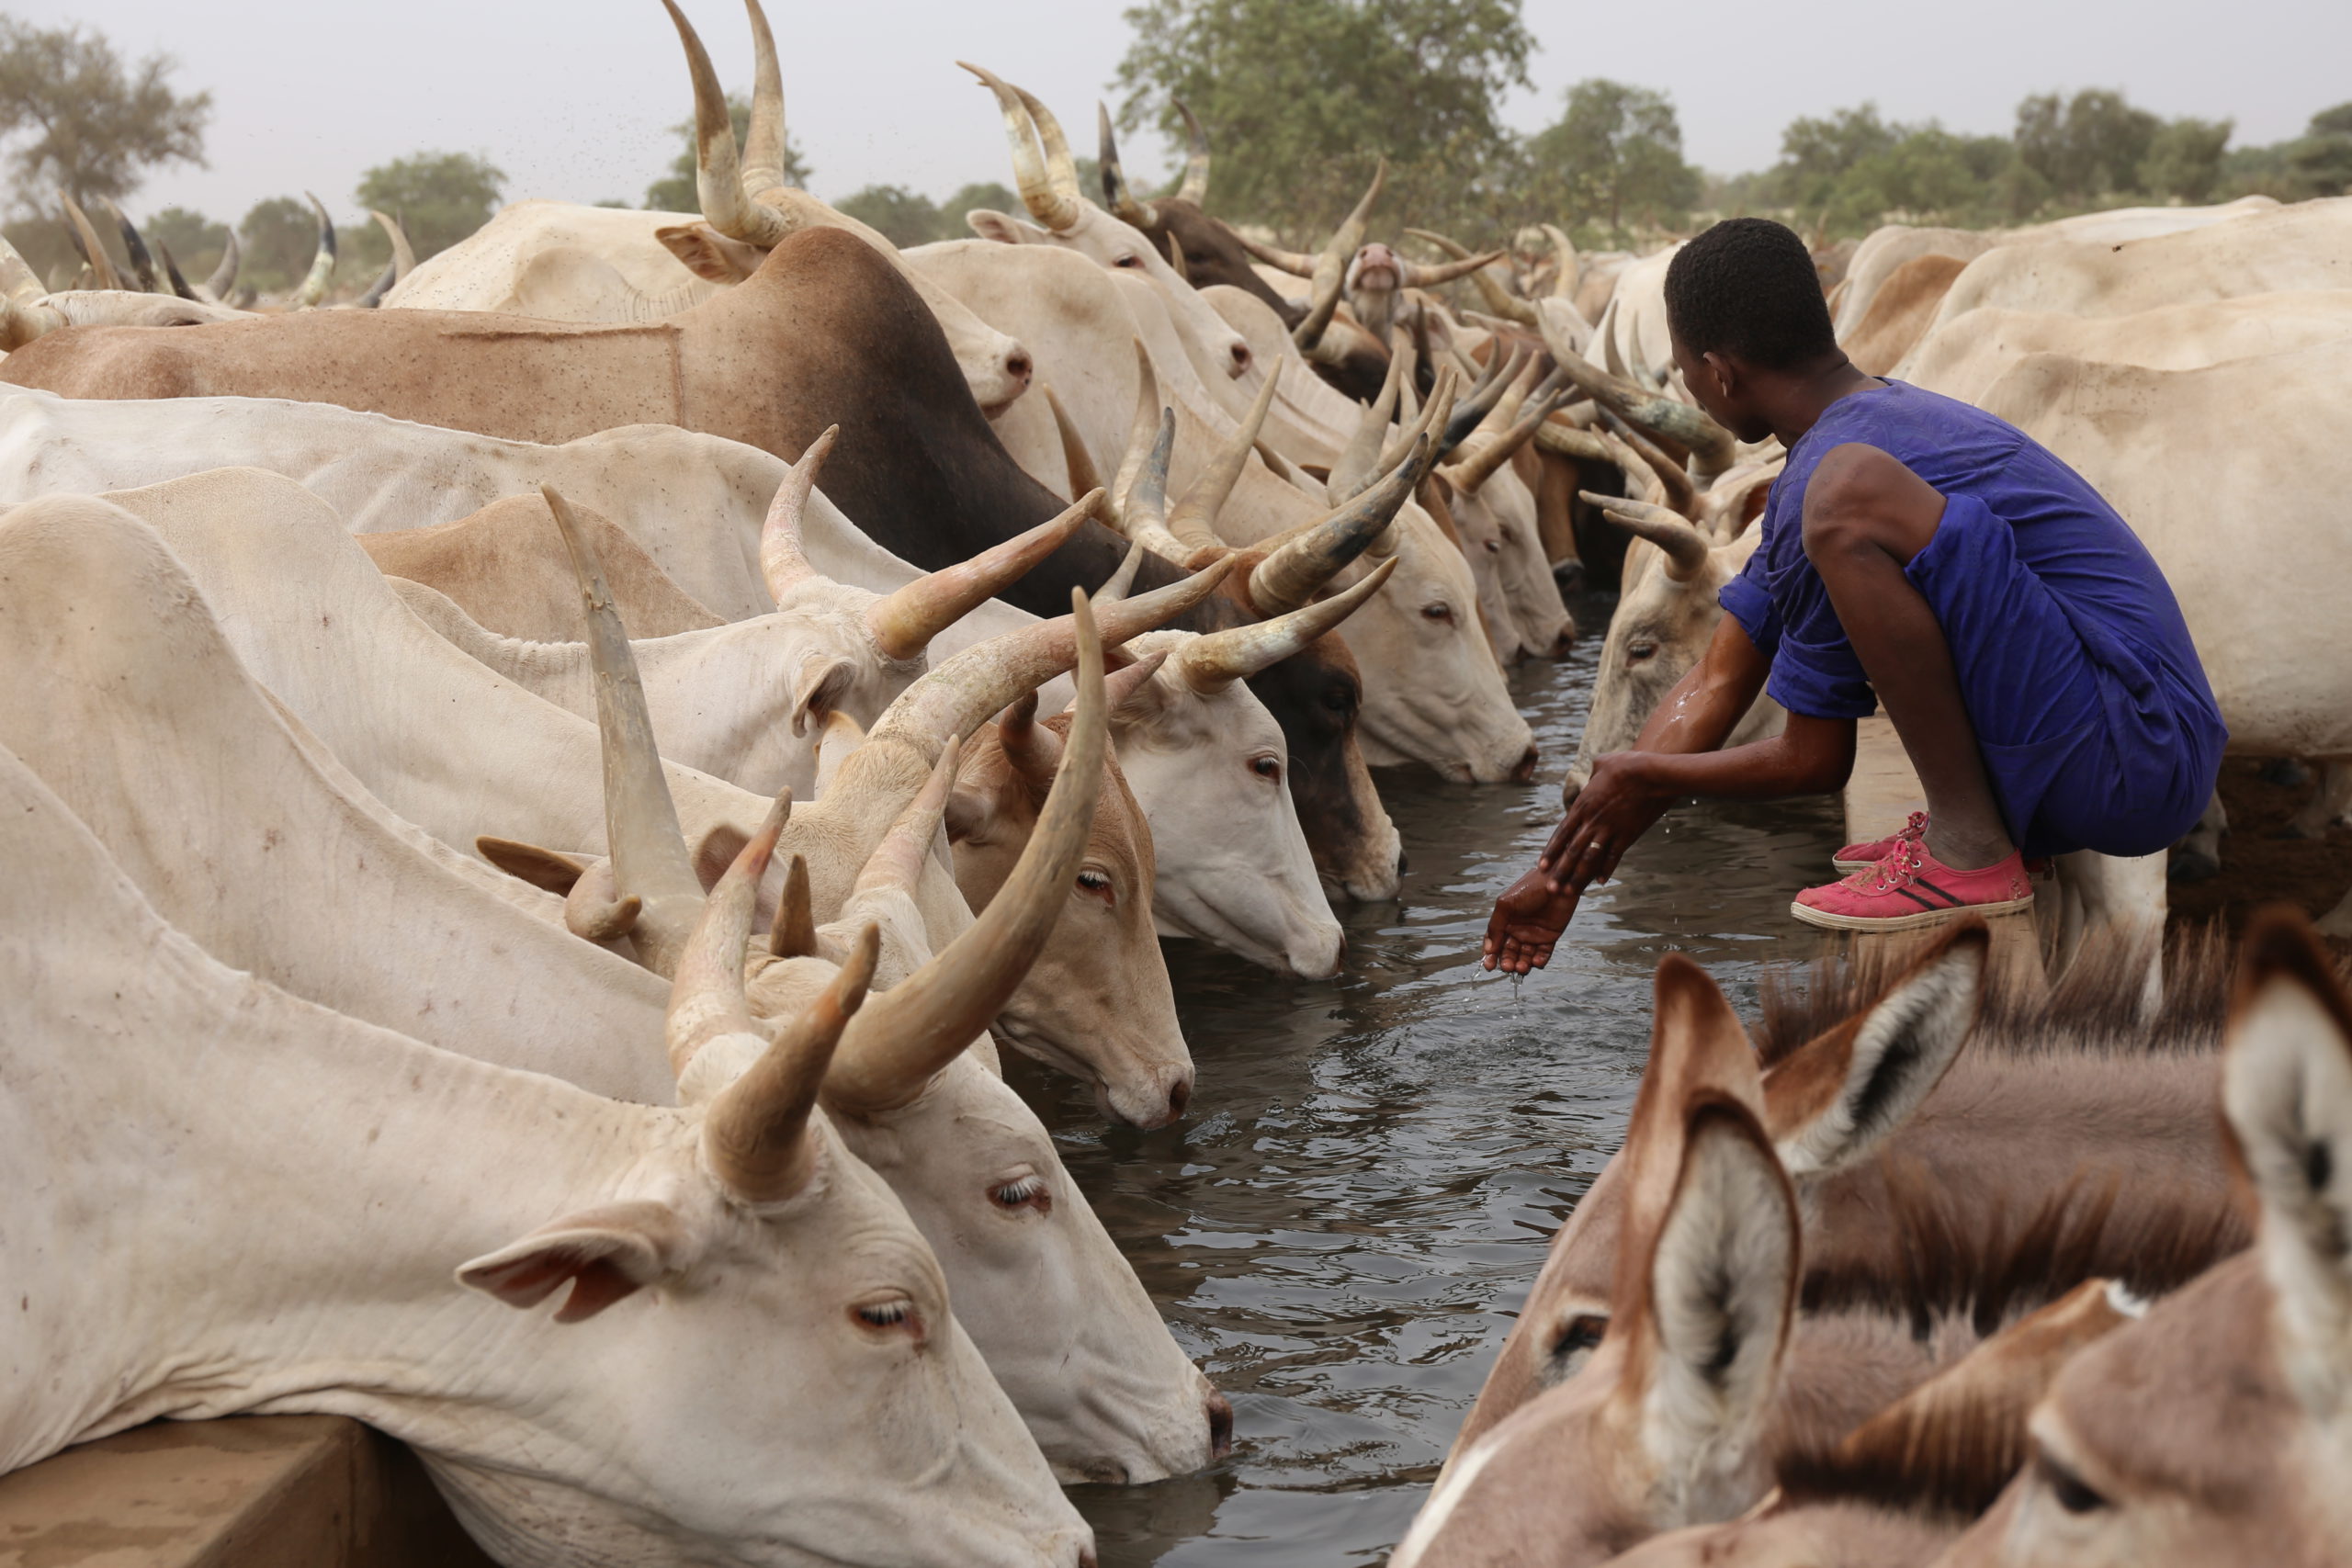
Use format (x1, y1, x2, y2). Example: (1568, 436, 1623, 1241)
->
(1008, 591, 1846, 1565)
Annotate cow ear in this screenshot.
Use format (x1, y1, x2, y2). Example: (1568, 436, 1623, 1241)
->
(945, 784, 996, 845)
(791, 655, 858, 738)
(2225, 913, 2352, 1377)
(654, 222, 763, 283)
(1764, 923, 1986, 1179)
(458, 1200, 690, 1324)
(476, 837, 590, 896)
(1635, 1104, 1799, 1488)
(965, 209, 1035, 245)
(693, 825, 752, 895)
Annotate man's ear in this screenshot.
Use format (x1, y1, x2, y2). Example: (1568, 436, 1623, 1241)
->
(457, 1200, 691, 1323)
(654, 222, 765, 283)
(965, 209, 1039, 245)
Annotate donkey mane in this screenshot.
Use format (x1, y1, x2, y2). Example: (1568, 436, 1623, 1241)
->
(1801, 1162, 2248, 1335)
(1748, 923, 2285, 1069)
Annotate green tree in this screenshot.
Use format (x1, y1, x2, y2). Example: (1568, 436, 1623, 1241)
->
(2285, 100, 2352, 197)
(145, 205, 229, 281)
(2138, 116, 2232, 203)
(0, 17, 209, 212)
(645, 91, 811, 211)
(938, 180, 1020, 235)
(833, 184, 941, 247)
(355, 151, 504, 260)
(1773, 104, 1901, 204)
(238, 197, 318, 295)
(2014, 88, 2160, 203)
(1526, 79, 1700, 241)
(1114, 0, 1533, 239)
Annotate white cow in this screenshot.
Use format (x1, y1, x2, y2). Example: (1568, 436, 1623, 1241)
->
(1899, 289, 2352, 401)
(0, 721, 1088, 1565)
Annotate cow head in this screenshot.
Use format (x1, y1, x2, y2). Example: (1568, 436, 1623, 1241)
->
(959, 63, 1256, 384)
(1092, 100, 1301, 322)
(659, 0, 1034, 417)
(450, 822, 1091, 1568)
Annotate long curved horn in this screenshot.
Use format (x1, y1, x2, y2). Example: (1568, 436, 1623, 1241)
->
(1581, 489, 1712, 581)
(740, 0, 792, 196)
(869, 556, 1233, 754)
(1164, 232, 1189, 284)
(997, 688, 1064, 788)
(1097, 103, 1153, 228)
(1294, 160, 1385, 355)
(56, 192, 123, 292)
(1440, 343, 1522, 456)
(292, 193, 336, 309)
(1233, 231, 1317, 278)
(1596, 429, 1668, 509)
(703, 897, 878, 1203)
(96, 198, 161, 292)
(867, 488, 1101, 661)
(769, 852, 818, 957)
(1398, 248, 1505, 290)
(1601, 411, 1699, 518)
(1107, 339, 1160, 521)
(1542, 224, 1579, 299)
(204, 228, 241, 301)
(356, 255, 399, 310)
(1446, 380, 1565, 497)
(153, 242, 198, 300)
(545, 481, 710, 975)
(1117, 411, 1197, 562)
(958, 63, 1083, 232)
(1406, 227, 1535, 326)
(1174, 99, 1211, 205)
(1537, 299, 1735, 475)
(371, 210, 416, 279)
(669, 793, 789, 1077)
(1536, 417, 1613, 464)
(1177, 554, 1396, 694)
(1167, 369, 1278, 552)
(760, 425, 837, 603)
(1044, 383, 1102, 502)
(845, 741, 960, 911)
(1324, 348, 1406, 506)
(1250, 434, 1432, 615)
(1099, 541, 1146, 602)
(1368, 362, 1458, 487)
(664, 0, 791, 246)
(826, 591, 1108, 1115)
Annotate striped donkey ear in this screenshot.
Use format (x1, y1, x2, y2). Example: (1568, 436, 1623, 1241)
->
(1763, 921, 1989, 1179)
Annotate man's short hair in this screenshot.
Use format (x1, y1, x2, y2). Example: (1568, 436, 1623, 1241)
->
(1664, 218, 1838, 371)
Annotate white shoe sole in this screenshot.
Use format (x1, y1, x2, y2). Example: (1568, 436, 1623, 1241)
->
(1830, 856, 1875, 874)
(1790, 893, 2035, 933)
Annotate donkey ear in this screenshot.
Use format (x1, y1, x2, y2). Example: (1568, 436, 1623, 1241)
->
(1635, 1102, 1800, 1503)
(2224, 911, 2352, 1378)
(1765, 923, 1987, 1179)
(457, 1201, 691, 1324)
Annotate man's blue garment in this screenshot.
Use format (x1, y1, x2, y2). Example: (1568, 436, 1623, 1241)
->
(1717, 378, 2225, 860)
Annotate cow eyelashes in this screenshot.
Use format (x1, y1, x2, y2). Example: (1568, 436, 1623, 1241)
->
(853, 1295, 921, 1334)
(990, 1173, 1051, 1214)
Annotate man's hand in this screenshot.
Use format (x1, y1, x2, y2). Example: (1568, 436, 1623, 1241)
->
(1537, 750, 1671, 893)
(1484, 867, 1581, 975)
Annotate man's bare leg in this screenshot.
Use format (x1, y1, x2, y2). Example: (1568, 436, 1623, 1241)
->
(1802, 444, 2014, 871)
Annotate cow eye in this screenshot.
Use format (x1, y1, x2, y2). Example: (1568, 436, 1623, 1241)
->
(1626, 641, 1658, 661)
(1484, 538, 1502, 553)
(1076, 867, 1115, 905)
(1114, 253, 1143, 268)
(2033, 1450, 2109, 1516)
(989, 1169, 1052, 1215)
(852, 1293, 924, 1342)
(1250, 754, 1283, 783)
(1422, 603, 1453, 623)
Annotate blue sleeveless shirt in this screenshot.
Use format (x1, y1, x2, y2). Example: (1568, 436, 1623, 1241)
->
(1717, 379, 2225, 858)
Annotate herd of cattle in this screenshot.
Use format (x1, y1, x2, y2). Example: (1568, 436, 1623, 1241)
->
(2, 3, 2350, 1562)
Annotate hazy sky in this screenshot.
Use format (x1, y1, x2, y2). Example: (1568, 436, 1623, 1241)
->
(22, 0, 2351, 225)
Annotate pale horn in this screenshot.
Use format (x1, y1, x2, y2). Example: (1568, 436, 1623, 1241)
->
(824, 590, 1110, 1116)
(1174, 99, 1211, 205)
(547, 481, 709, 976)
(96, 198, 161, 293)
(56, 192, 123, 292)
(867, 556, 1234, 756)
(1406, 226, 1535, 327)
(1397, 248, 1507, 291)
(1115, 411, 1201, 563)
(1106, 339, 1161, 523)
(758, 425, 839, 602)
(1250, 433, 1434, 616)
(1537, 297, 1736, 476)
(1579, 490, 1712, 581)
(959, 63, 1083, 232)
(203, 228, 241, 302)
(1445, 376, 1567, 497)
(1323, 346, 1407, 506)
(663, 0, 791, 246)
(292, 193, 335, 309)
(739, 0, 793, 197)
(867, 488, 1102, 663)
(1167, 369, 1279, 553)
(1176, 554, 1397, 695)
(1045, 383, 1103, 501)
(1293, 160, 1386, 356)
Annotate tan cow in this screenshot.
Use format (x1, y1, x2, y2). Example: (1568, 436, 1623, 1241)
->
(1842, 252, 1970, 376)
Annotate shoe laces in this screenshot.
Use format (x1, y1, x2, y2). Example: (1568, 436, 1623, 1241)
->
(1850, 837, 1927, 893)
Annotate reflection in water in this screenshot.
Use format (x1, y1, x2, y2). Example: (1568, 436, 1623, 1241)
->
(1011, 592, 1844, 1565)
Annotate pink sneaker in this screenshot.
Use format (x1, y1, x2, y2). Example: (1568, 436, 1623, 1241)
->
(1833, 810, 1928, 873)
(1792, 837, 2034, 932)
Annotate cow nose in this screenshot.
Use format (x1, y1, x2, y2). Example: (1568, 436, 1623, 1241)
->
(1228, 341, 1252, 376)
(1077, 1549, 1099, 1568)
(1510, 744, 1541, 783)
(1005, 349, 1033, 388)
(1165, 1077, 1192, 1121)
(1205, 1391, 1236, 1460)
(1396, 847, 1410, 876)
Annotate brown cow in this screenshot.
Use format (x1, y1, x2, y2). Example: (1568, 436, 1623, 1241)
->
(1841, 252, 1970, 376)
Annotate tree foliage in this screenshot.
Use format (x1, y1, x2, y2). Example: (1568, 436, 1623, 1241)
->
(0, 17, 209, 213)
(1114, 0, 1532, 240)
(356, 151, 505, 260)
(833, 184, 941, 247)
(1525, 80, 1701, 241)
(145, 205, 229, 281)
(238, 197, 319, 295)
(2014, 89, 2161, 204)
(645, 92, 811, 211)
